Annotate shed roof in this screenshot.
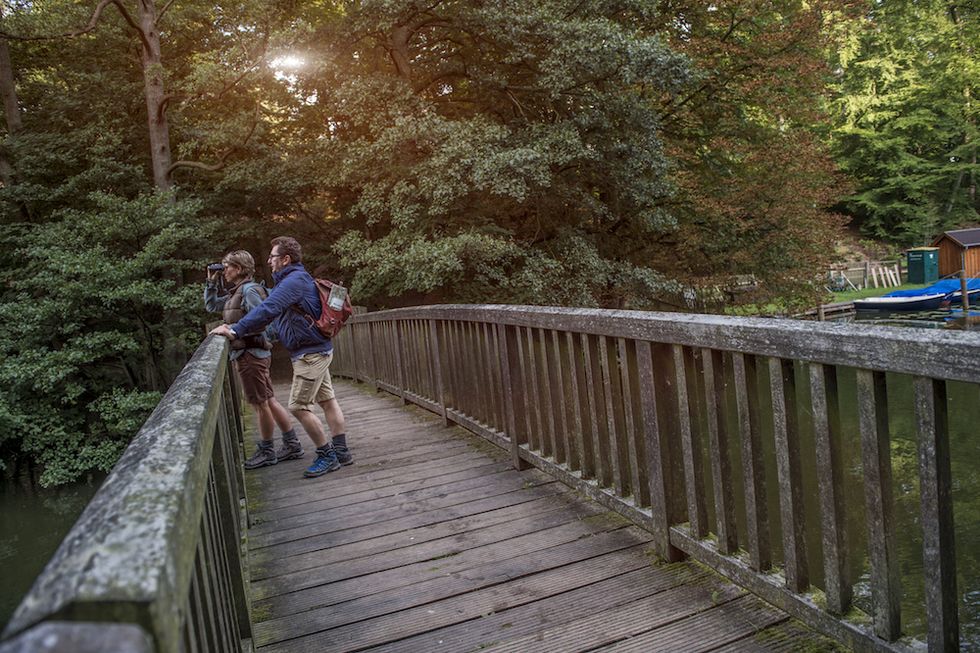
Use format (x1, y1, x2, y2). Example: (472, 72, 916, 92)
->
(931, 228, 980, 249)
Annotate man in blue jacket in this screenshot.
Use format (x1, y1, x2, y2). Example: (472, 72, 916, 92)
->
(210, 236, 351, 478)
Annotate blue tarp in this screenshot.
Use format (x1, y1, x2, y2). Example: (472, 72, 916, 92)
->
(885, 279, 980, 298)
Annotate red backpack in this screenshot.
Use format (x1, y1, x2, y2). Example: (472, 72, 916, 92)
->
(295, 278, 354, 339)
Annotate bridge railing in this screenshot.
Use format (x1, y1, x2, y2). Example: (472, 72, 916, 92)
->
(331, 305, 980, 653)
(0, 336, 252, 653)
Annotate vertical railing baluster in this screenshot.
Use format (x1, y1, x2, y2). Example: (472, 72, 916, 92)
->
(524, 327, 543, 453)
(810, 362, 852, 615)
(913, 376, 959, 652)
(566, 332, 588, 476)
(600, 335, 625, 496)
(618, 338, 643, 505)
(704, 348, 737, 554)
(500, 324, 531, 470)
(482, 322, 500, 431)
(674, 344, 708, 537)
(769, 356, 809, 592)
(368, 321, 380, 392)
(490, 322, 505, 432)
(394, 320, 407, 404)
(551, 330, 569, 466)
(857, 369, 901, 640)
(580, 332, 604, 485)
(733, 352, 771, 571)
(429, 319, 449, 426)
(538, 329, 558, 460)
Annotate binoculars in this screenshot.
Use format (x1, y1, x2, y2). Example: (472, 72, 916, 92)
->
(207, 263, 224, 272)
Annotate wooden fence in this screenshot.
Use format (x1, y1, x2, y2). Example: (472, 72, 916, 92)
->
(331, 305, 980, 653)
(0, 336, 251, 653)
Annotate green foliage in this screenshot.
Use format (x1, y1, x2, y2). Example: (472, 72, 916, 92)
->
(0, 192, 213, 485)
(829, 0, 980, 244)
(290, 0, 691, 307)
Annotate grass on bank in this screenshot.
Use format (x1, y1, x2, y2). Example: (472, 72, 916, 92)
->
(829, 283, 928, 303)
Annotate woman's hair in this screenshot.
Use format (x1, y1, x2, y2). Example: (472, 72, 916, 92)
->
(222, 250, 256, 278)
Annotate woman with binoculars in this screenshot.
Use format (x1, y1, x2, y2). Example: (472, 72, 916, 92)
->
(205, 251, 303, 469)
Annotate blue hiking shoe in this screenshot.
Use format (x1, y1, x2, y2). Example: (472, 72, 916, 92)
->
(304, 447, 340, 478)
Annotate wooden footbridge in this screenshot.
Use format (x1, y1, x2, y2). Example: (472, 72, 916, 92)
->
(2, 305, 979, 652)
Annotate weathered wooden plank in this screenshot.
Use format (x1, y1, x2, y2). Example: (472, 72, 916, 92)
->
(704, 348, 737, 555)
(478, 575, 744, 653)
(253, 529, 652, 646)
(524, 327, 544, 452)
(252, 498, 606, 602)
(593, 595, 787, 653)
(256, 512, 628, 617)
(913, 376, 959, 652)
(255, 544, 654, 652)
(856, 369, 901, 640)
(768, 356, 808, 591)
(675, 344, 708, 538)
(366, 565, 703, 653)
(733, 353, 771, 571)
(252, 491, 585, 581)
(393, 320, 407, 404)
(428, 320, 449, 425)
(481, 322, 501, 431)
(809, 362, 851, 615)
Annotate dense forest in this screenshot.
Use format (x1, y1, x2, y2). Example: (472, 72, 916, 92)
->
(0, 0, 976, 484)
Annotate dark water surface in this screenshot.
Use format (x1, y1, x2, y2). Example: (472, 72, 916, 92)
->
(822, 307, 980, 648)
(0, 475, 102, 630)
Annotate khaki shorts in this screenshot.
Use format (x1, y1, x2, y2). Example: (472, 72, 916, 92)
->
(288, 351, 335, 411)
(234, 353, 275, 405)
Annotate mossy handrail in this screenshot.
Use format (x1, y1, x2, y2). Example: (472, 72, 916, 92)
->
(0, 336, 251, 653)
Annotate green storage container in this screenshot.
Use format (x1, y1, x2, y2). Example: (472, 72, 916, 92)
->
(906, 247, 939, 284)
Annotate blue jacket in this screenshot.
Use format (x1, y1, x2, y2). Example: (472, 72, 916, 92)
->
(231, 263, 332, 360)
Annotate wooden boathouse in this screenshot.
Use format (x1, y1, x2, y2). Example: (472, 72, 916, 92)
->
(931, 227, 980, 277)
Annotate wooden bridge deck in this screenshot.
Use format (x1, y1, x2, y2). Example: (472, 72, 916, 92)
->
(244, 380, 844, 653)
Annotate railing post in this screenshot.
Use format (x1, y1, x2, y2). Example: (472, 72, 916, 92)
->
(769, 357, 809, 593)
(498, 323, 531, 470)
(914, 376, 959, 652)
(429, 319, 449, 426)
(369, 320, 380, 392)
(349, 321, 360, 383)
(636, 340, 683, 562)
(809, 363, 851, 615)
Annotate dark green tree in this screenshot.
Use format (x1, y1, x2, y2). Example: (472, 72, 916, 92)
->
(282, 0, 692, 308)
(829, 0, 979, 244)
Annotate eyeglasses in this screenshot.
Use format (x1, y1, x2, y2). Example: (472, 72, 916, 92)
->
(268, 253, 285, 260)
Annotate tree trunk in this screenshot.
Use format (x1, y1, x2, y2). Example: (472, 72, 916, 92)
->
(136, 0, 172, 192)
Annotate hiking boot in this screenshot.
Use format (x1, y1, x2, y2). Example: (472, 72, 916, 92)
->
(276, 439, 304, 461)
(244, 444, 277, 470)
(334, 444, 353, 466)
(304, 448, 340, 478)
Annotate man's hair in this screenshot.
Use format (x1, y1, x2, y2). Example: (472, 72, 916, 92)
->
(222, 250, 255, 278)
(271, 236, 302, 263)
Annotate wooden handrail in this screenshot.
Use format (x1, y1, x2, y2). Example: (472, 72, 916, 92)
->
(331, 305, 980, 653)
(0, 336, 252, 653)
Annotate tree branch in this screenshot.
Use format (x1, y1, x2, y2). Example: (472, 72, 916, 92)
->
(0, 0, 150, 52)
(157, 0, 177, 22)
(166, 106, 261, 177)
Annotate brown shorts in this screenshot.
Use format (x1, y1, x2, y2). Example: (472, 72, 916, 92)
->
(234, 353, 275, 405)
